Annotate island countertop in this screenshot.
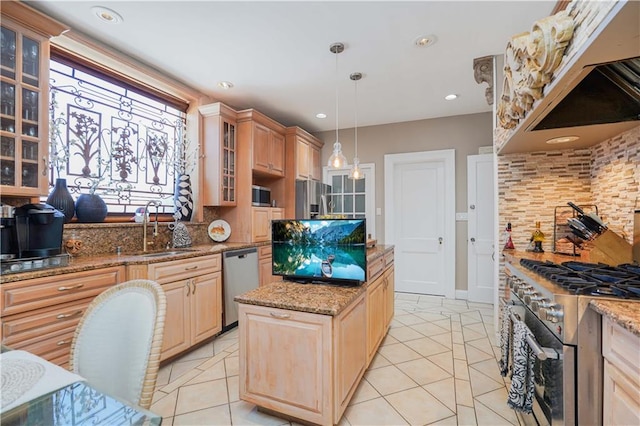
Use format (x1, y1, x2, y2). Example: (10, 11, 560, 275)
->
(235, 244, 393, 316)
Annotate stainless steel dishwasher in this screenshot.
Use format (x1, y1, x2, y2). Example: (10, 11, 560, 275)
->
(222, 247, 259, 329)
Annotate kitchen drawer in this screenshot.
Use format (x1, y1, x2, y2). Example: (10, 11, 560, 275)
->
(384, 249, 394, 267)
(9, 325, 76, 366)
(367, 256, 385, 282)
(1, 266, 125, 317)
(258, 245, 272, 258)
(603, 316, 640, 386)
(1, 297, 92, 345)
(148, 254, 221, 284)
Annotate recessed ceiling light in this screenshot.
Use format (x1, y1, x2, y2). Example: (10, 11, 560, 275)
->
(316, 113, 327, 119)
(546, 135, 579, 144)
(444, 94, 458, 101)
(414, 34, 437, 48)
(91, 6, 123, 24)
(218, 81, 234, 89)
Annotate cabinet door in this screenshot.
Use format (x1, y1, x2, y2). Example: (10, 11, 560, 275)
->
(296, 138, 310, 180)
(384, 266, 395, 328)
(190, 272, 222, 343)
(366, 275, 386, 362)
(251, 207, 271, 242)
(310, 145, 322, 181)
(604, 360, 640, 426)
(160, 280, 191, 361)
(333, 293, 367, 423)
(239, 304, 332, 426)
(252, 123, 271, 173)
(271, 207, 284, 221)
(269, 131, 285, 176)
(0, 23, 49, 196)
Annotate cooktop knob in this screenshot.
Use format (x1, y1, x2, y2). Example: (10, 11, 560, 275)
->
(523, 291, 539, 304)
(517, 285, 532, 298)
(530, 297, 551, 312)
(541, 306, 564, 323)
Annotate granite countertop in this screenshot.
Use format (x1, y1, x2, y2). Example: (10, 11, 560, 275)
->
(502, 249, 584, 265)
(0, 242, 260, 284)
(234, 244, 393, 316)
(590, 300, 640, 337)
(234, 281, 366, 316)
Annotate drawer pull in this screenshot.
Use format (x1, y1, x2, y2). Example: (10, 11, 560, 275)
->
(57, 284, 84, 291)
(185, 280, 191, 296)
(57, 310, 83, 320)
(270, 312, 290, 319)
(185, 265, 198, 270)
(192, 280, 196, 295)
(56, 340, 70, 346)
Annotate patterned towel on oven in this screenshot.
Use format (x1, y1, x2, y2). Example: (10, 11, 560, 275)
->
(506, 320, 536, 414)
(498, 304, 512, 377)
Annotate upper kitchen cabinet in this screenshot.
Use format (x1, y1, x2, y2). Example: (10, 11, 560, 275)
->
(199, 102, 237, 206)
(238, 109, 286, 178)
(0, 2, 67, 197)
(495, 1, 639, 154)
(285, 126, 324, 181)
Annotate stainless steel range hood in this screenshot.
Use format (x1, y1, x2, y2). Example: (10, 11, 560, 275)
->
(499, 0, 640, 154)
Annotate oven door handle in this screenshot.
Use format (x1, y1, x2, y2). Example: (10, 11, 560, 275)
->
(501, 299, 563, 361)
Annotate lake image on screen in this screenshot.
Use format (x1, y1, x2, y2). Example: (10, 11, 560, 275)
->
(272, 220, 366, 282)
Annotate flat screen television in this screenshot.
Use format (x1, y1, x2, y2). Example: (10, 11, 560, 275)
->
(271, 219, 367, 286)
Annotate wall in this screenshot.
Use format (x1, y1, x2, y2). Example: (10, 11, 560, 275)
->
(498, 125, 639, 252)
(315, 112, 493, 291)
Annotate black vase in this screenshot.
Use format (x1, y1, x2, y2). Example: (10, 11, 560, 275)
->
(75, 194, 108, 223)
(46, 178, 75, 223)
(174, 174, 193, 221)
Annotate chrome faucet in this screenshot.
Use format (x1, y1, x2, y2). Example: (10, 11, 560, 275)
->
(142, 200, 161, 252)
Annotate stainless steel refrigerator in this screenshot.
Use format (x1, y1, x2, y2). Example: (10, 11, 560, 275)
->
(295, 180, 331, 219)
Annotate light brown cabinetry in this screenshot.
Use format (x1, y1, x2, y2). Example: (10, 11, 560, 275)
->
(283, 127, 325, 216)
(0, 266, 125, 367)
(239, 292, 366, 426)
(142, 254, 222, 361)
(240, 110, 285, 178)
(251, 207, 283, 243)
(258, 245, 281, 287)
(602, 316, 640, 426)
(366, 261, 394, 364)
(0, 3, 66, 197)
(199, 102, 237, 206)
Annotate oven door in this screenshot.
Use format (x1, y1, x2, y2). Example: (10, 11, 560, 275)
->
(505, 296, 571, 426)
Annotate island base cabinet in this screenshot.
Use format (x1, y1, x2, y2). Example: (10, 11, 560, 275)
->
(239, 292, 367, 426)
(239, 304, 333, 426)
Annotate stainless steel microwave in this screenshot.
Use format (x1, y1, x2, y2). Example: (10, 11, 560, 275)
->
(252, 185, 271, 207)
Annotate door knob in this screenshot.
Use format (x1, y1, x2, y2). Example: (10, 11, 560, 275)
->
(470, 237, 476, 242)
(469, 204, 475, 209)
(438, 237, 443, 244)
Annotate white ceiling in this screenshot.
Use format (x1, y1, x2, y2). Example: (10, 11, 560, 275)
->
(26, 0, 555, 133)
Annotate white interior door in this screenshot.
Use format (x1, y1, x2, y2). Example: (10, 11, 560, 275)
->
(467, 154, 495, 303)
(384, 150, 455, 298)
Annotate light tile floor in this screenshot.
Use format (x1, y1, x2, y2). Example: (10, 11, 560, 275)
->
(151, 293, 521, 425)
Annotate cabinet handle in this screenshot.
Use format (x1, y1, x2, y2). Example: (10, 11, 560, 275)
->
(58, 284, 84, 291)
(269, 312, 290, 319)
(192, 280, 196, 295)
(42, 156, 48, 176)
(57, 310, 83, 320)
(185, 280, 191, 296)
(185, 265, 198, 271)
(56, 340, 70, 346)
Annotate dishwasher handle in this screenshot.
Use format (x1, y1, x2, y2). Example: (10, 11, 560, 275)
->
(224, 247, 258, 259)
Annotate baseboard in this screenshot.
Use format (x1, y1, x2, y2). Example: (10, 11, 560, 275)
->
(455, 290, 468, 300)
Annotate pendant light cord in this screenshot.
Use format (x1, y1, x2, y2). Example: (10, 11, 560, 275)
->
(335, 50, 339, 144)
(354, 77, 358, 158)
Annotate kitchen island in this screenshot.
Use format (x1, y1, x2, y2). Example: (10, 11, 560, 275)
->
(235, 245, 394, 426)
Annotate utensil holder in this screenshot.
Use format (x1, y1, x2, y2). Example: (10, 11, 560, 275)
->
(585, 229, 632, 266)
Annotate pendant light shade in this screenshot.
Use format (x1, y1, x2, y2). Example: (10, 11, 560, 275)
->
(327, 42, 348, 169)
(349, 72, 364, 180)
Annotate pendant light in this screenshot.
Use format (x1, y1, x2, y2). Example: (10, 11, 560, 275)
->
(327, 42, 348, 169)
(349, 72, 364, 180)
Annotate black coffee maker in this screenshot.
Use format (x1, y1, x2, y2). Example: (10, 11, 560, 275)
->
(0, 204, 17, 260)
(14, 203, 64, 258)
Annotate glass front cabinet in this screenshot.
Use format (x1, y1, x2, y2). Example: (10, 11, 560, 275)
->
(0, 3, 67, 197)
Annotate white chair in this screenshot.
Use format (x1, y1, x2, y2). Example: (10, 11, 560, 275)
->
(69, 279, 166, 409)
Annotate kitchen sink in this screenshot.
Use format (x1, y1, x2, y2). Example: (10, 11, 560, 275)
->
(139, 249, 199, 258)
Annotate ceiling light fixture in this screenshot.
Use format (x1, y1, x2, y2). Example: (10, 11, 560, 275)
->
(316, 113, 327, 119)
(327, 42, 348, 170)
(91, 6, 123, 24)
(444, 94, 458, 101)
(349, 72, 364, 180)
(546, 135, 580, 144)
(218, 81, 234, 89)
(414, 34, 437, 48)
